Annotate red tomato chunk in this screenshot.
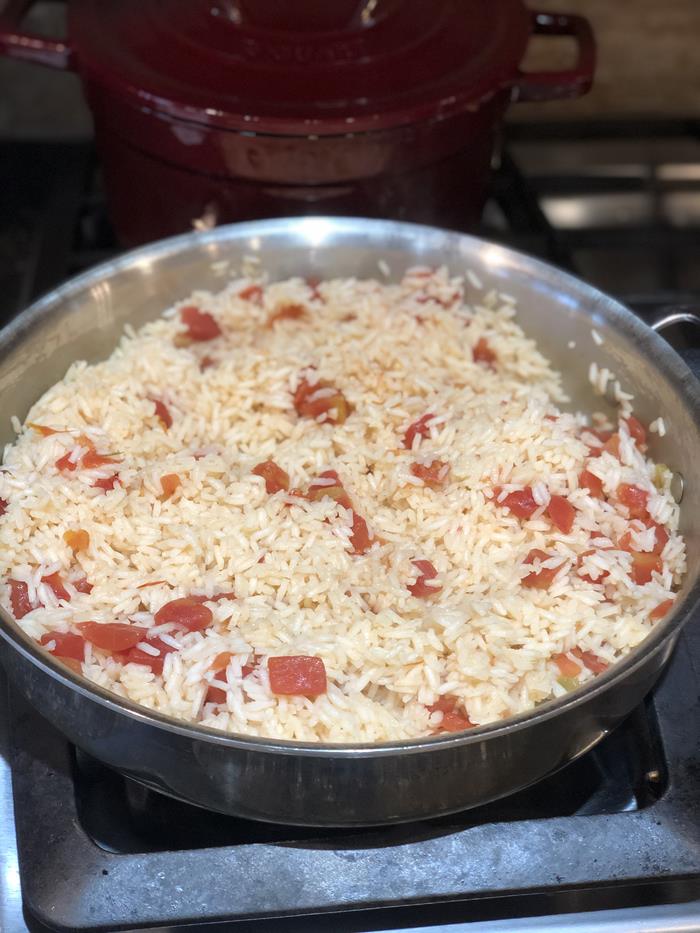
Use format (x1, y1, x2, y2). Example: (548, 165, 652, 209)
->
(40, 630, 86, 662)
(407, 559, 441, 598)
(547, 495, 575, 534)
(82, 449, 118, 469)
(522, 549, 560, 589)
(73, 577, 93, 594)
(9, 579, 33, 618)
(571, 647, 608, 673)
(268, 656, 327, 697)
(624, 415, 646, 447)
(579, 469, 604, 498)
(78, 621, 145, 652)
(577, 550, 610, 585)
(0, 498, 7, 516)
(630, 551, 662, 585)
(252, 460, 290, 494)
(427, 695, 474, 733)
(617, 483, 650, 520)
(349, 512, 373, 555)
(55, 452, 77, 472)
(267, 303, 306, 327)
(293, 377, 350, 425)
(410, 460, 450, 489)
(473, 337, 496, 366)
(553, 653, 581, 678)
(180, 305, 221, 341)
(238, 284, 264, 305)
(160, 473, 181, 501)
(154, 596, 213, 631)
(150, 398, 173, 430)
(403, 413, 434, 449)
(650, 599, 674, 621)
(28, 422, 59, 436)
(499, 486, 538, 520)
(42, 572, 71, 602)
(308, 470, 353, 510)
(206, 669, 228, 705)
(121, 636, 177, 675)
(93, 474, 120, 491)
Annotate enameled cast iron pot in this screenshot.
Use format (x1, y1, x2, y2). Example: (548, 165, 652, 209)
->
(0, 0, 594, 245)
(0, 217, 698, 826)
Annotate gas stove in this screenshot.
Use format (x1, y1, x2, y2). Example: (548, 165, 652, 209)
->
(0, 121, 699, 932)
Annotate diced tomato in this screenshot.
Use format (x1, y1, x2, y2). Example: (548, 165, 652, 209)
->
(92, 474, 120, 491)
(577, 550, 610, 584)
(77, 621, 145, 652)
(522, 548, 561, 589)
(238, 284, 264, 305)
(180, 305, 221, 341)
(603, 433, 621, 460)
(630, 551, 663, 585)
(624, 415, 646, 447)
(121, 636, 177, 675)
(553, 653, 582, 678)
(160, 473, 181, 500)
(410, 460, 451, 489)
(150, 398, 173, 430)
(154, 596, 213, 631)
(617, 483, 650, 520)
(60, 657, 83, 675)
(206, 669, 228, 704)
(40, 630, 86, 662)
(579, 469, 604, 498)
(407, 559, 441, 598)
(583, 429, 612, 457)
(403, 413, 434, 450)
(55, 452, 77, 472)
(73, 577, 93, 594)
(28, 422, 59, 436)
(427, 696, 474, 733)
(252, 460, 290, 494)
(650, 522, 669, 555)
(547, 494, 575, 534)
(267, 303, 306, 327)
(210, 651, 233, 672)
(571, 647, 608, 674)
(473, 337, 496, 367)
(64, 529, 90, 552)
(499, 487, 538, 520)
(293, 377, 350, 424)
(81, 449, 118, 469)
(42, 572, 71, 602)
(268, 655, 327, 697)
(650, 599, 674, 621)
(308, 470, 353, 510)
(209, 591, 236, 602)
(349, 512, 373, 555)
(9, 579, 33, 619)
(242, 653, 261, 678)
(0, 498, 7, 517)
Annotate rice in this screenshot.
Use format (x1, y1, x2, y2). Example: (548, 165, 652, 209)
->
(0, 267, 685, 743)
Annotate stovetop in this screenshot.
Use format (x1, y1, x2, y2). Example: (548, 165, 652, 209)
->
(0, 121, 699, 932)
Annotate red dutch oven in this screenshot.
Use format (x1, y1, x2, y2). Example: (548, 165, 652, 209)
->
(0, 0, 594, 245)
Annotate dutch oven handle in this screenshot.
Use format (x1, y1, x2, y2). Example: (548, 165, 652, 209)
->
(516, 10, 596, 102)
(0, 0, 74, 70)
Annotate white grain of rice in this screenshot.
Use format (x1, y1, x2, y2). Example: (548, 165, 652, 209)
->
(0, 269, 685, 743)
(649, 417, 666, 437)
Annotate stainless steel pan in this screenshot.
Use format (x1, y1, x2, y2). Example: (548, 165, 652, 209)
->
(0, 217, 698, 826)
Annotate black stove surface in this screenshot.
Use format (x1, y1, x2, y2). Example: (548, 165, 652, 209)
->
(0, 122, 699, 932)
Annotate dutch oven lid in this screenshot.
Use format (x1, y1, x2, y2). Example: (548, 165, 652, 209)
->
(68, 0, 532, 135)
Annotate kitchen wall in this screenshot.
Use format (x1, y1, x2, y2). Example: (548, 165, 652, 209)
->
(0, 0, 698, 137)
(511, 0, 700, 121)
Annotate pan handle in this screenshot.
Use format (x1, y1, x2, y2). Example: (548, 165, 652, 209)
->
(651, 306, 700, 381)
(0, 0, 74, 70)
(515, 11, 596, 102)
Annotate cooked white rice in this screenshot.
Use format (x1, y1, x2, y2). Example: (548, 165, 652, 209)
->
(0, 266, 685, 742)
